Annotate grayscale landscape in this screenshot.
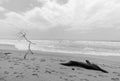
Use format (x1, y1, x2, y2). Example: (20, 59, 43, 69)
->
(0, 0, 120, 81)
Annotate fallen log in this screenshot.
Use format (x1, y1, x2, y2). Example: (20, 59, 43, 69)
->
(60, 60, 108, 73)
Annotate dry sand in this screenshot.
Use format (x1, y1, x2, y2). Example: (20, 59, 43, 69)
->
(0, 50, 120, 81)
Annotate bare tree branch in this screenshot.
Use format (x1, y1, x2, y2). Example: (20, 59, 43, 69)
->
(18, 31, 35, 59)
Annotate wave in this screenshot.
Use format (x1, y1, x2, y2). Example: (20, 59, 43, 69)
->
(0, 40, 120, 56)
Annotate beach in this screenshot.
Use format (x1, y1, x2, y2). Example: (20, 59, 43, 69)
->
(0, 49, 120, 81)
(1, 0, 120, 80)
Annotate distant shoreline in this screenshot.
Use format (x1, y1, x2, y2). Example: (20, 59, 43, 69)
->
(0, 39, 120, 42)
(0, 40, 120, 57)
(0, 43, 17, 50)
(1, 48, 120, 63)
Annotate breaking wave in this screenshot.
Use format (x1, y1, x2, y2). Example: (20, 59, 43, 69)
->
(0, 39, 120, 56)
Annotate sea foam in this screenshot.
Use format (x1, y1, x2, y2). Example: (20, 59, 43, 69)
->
(0, 40, 120, 56)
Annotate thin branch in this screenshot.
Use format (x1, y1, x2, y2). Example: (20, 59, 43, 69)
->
(18, 32, 34, 59)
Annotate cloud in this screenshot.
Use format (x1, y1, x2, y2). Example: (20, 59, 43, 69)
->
(67, 0, 120, 31)
(1, 0, 120, 34)
(0, 0, 75, 32)
(0, 0, 7, 4)
(27, 0, 75, 26)
(0, 6, 5, 11)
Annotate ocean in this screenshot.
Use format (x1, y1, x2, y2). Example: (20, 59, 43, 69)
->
(0, 39, 120, 56)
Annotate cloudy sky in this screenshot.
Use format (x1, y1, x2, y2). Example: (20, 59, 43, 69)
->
(0, 0, 120, 40)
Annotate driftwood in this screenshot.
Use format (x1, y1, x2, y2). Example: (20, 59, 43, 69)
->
(60, 60, 108, 73)
(18, 32, 34, 59)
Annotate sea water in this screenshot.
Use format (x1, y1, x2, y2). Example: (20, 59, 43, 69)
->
(0, 39, 120, 56)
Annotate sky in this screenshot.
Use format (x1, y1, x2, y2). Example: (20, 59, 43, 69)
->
(0, 0, 120, 40)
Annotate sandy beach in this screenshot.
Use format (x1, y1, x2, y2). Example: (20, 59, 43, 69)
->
(0, 49, 119, 81)
(1, 0, 120, 80)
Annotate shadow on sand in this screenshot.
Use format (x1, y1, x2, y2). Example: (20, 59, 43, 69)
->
(60, 60, 108, 73)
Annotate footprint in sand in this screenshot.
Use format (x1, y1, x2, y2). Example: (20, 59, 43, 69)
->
(117, 74, 120, 76)
(16, 74, 24, 78)
(40, 58, 46, 62)
(32, 73, 39, 78)
(4, 71, 9, 75)
(45, 70, 52, 74)
(68, 74, 77, 78)
(59, 59, 67, 62)
(87, 74, 97, 78)
(30, 58, 36, 61)
(9, 66, 14, 69)
(13, 72, 18, 75)
(78, 72, 83, 74)
(80, 78, 89, 81)
(98, 74, 108, 78)
(113, 72, 120, 76)
(0, 77, 6, 81)
(60, 77, 73, 81)
(14, 63, 20, 66)
(111, 78, 119, 81)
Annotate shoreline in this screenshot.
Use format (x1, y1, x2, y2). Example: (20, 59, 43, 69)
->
(1, 49, 120, 63)
(0, 42, 120, 59)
